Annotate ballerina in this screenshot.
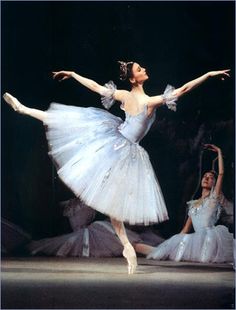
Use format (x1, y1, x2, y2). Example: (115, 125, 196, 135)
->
(3, 61, 230, 273)
(147, 144, 234, 263)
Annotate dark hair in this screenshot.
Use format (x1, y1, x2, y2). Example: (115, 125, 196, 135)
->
(203, 170, 217, 179)
(118, 61, 134, 81)
(126, 62, 134, 80)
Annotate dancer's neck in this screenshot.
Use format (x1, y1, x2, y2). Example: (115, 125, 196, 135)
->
(201, 188, 211, 199)
(131, 83, 145, 95)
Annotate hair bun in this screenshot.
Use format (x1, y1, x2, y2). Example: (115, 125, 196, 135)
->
(118, 60, 134, 81)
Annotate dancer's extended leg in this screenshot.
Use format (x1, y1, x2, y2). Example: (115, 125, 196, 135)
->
(134, 243, 154, 255)
(3, 92, 47, 122)
(110, 218, 137, 274)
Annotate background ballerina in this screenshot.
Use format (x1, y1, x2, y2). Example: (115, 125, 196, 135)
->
(28, 197, 164, 258)
(3, 61, 230, 273)
(147, 144, 234, 263)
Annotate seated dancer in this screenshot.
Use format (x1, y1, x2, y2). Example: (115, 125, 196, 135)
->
(28, 198, 164, 258)
(3, 61, 230, 273)
(147, 144, 234, 263)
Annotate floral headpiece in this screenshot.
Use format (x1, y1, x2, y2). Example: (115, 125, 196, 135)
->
(118, 61, 134, 81)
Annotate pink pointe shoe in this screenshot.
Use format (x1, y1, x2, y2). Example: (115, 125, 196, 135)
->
(3, 93, 25, 114)
(123, 243, 137, 274)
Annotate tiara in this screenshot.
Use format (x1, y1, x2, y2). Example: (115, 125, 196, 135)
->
(118, 61, 134, 81)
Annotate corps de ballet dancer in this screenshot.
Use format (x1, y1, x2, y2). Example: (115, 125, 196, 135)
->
(3, 60, 230, 273)
(147, 144, 234, 263)
(28, 198, 164, 258)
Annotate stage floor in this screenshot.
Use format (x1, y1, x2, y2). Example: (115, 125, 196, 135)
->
(1, 257, 235, 309)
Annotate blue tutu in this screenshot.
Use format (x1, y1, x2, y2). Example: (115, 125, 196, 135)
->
(43, 84, 175, 225)
(147, 191, 234, 263)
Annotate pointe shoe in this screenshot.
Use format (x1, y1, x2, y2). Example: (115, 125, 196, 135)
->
(3, 92, 26, 114)
(122, 243, 137, 275)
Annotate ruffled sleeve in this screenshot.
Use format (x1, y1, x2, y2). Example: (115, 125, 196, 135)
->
(209, 188, 223, 204)
(186, 200, 197, 208)
(100, 80, 117, 110)
(208, 190, 223, 222)
(162, 84, 178, 112)
(216, 205, 223, 221)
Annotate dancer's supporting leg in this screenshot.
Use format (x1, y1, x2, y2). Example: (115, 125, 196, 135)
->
(110, 217, 137, 274)
(3, 93, 47, 122)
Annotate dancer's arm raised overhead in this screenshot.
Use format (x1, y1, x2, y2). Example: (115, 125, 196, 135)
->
(203, 144, 224, 197)
(52, 71, 128, 102)
(147, 69, 230, 108)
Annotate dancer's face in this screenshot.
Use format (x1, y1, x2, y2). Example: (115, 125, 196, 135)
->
(201, 172, 216, 189)
(130, 63, 149, 84)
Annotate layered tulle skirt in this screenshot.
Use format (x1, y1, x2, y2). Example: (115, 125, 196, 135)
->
(147, 225, 233, 263)
(44, 103, 168, 225)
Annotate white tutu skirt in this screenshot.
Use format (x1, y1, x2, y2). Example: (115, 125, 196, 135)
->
(147, 225, 233, 263)
(44, 103, 168, 225)
(28, 221, 141, 257)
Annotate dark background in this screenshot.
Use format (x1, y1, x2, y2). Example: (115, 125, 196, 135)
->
(1, 1, 235, 239)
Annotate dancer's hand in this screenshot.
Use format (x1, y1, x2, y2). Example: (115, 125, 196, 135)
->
(203, 144, 221, 153)
(52, 71, 74, 82)
(208, 69, 230, 81)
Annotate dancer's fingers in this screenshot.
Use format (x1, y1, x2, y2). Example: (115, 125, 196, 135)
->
(53, 73, 64, 81)
(221, 70, 230, 80)
(52, 72, 59, 79)
(203, 144, 218, 152)
(221, 73, 230, 80)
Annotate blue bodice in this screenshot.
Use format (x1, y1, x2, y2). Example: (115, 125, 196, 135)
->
(118, 106, 156, 143)
(187, 193, 221, 232)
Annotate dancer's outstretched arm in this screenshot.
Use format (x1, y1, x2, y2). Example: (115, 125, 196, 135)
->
(204, 144, 224, 197)
(52, 71, 128, 102)
(148, 69, 230, 108)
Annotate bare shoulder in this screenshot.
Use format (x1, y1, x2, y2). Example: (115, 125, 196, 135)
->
(113, 89, 130, 102)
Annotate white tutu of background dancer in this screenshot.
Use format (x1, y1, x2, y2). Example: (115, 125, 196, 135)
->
(28, 198, 164, 257)
(147, 144, 234, 263)
(3, 60, 230, 273)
